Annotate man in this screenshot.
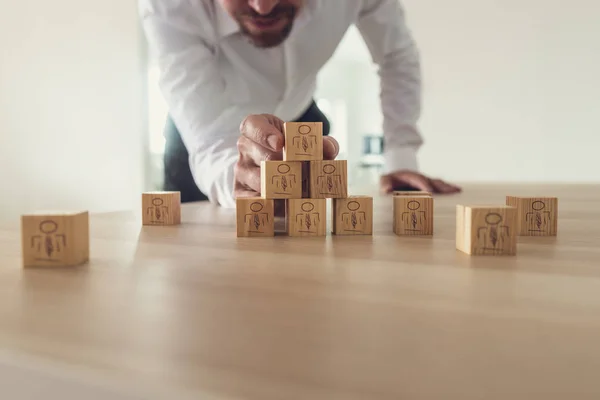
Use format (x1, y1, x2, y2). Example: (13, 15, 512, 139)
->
(139, 0, 461, 207)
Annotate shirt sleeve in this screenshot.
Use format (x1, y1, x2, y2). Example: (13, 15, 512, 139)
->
(139, 1, 238, 208)
(355, 0, 424, 174)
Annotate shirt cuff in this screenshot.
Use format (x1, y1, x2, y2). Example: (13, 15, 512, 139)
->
(383, 146, 419, 174)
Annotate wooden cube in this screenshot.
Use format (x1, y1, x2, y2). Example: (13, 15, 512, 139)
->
(456, 205, 517, 256)
(309, 160, 348, 199)
(21, 211, 89, 267)
(142, 191, 181, 226)
(236, 197, 275, 237)
(260, 161, 302, 199)
(283, 122, 323, 161)
(393, 196, 433, 236)
(506, 196, 558, 236)
(287, 199, 327, 237)
(332, 196, 373, 235)
(393, 191, 432, 197)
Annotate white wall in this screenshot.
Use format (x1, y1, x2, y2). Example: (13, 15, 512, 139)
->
(316, 0, 600, 182)
(0, 0, 146, 222)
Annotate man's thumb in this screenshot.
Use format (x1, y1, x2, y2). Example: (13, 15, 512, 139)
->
(240, 114, 283, 151)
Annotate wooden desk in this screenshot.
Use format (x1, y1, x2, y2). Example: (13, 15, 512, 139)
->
(1, 184, 599, 399)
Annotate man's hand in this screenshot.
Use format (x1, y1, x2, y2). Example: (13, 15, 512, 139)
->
(234, 114, 339, 199)
(380, 170, 461, 194)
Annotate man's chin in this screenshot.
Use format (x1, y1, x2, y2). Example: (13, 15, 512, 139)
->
(242, 24, 294, 48)
(247, 34, 287, 48)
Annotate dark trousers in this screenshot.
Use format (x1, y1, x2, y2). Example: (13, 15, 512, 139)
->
(163, 101, 331, 203)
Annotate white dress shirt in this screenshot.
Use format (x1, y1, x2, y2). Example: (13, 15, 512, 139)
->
(139, 0, 423, 208)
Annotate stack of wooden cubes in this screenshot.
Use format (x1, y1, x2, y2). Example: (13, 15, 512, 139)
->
(236, 122, 373, 237)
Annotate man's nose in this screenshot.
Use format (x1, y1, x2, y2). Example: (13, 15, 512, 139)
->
(248, 0, 279, 15)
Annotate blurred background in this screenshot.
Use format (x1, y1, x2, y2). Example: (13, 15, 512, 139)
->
(1, 0, 598, 222)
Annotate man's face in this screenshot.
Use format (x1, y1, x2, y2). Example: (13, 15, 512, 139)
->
(219, 0, 304, 48)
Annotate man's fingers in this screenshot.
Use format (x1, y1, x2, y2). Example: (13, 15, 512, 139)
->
(244, 165, 262, 193)
(380, 172, 432, 194)
(430, 179, 452, 193)
(237, 136, 282, 167)
(397, 173, 434, 192)
(235, 164, 261, 193)
(323, 136, 340, 160)
(233, 173, 260, 199)
(234, 188, 260, 199)
(240, 114, 284, 152)
(379, 170, 462, 195)
(431, 179, 462, 194)
(448, 181, 463, 192)
(260, 114, 285, 133)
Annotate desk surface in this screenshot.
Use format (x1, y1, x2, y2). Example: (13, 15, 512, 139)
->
(1, 184, 599, 399)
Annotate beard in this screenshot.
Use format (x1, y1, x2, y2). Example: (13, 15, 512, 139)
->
(234, 4, 298, 48)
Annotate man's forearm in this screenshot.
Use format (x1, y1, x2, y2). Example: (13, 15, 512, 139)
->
(357, 0, 425, 173)
(378, 25, 424, 173)
(140, 1, 246, 208)
(188, 137, 238, 208)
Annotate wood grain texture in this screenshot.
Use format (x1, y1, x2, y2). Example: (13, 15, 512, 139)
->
(20, 211, 89, 268)
(142, 192, 181, 226)
(332, 196, 373, 236)
(506, 196, 558, 236)
(1, 184, 600, 399)
(393, 191, 432, 196)
(456, 204, 467, 253)
(283, 122, 323, 161)
(236, 197, 275, 237)
(393, 196, 433, 236)
(287, 199, 326, 237)
(457, 205, 517, 256)
(309, 160, 348, 199)
(260, 161, 302, 199)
